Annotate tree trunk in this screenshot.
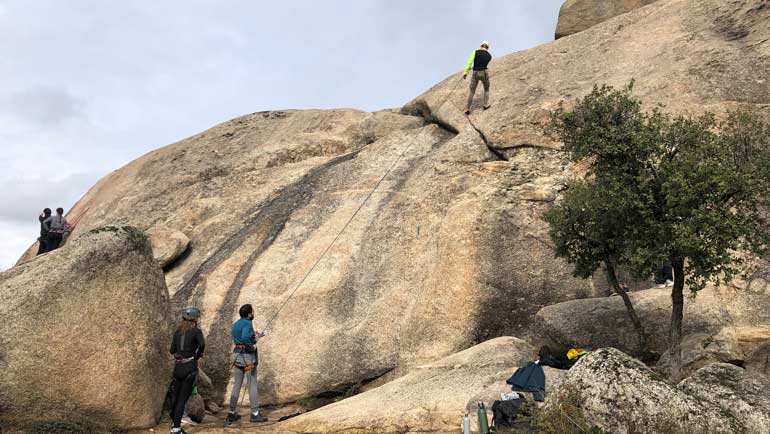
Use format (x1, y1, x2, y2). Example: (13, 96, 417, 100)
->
(605, 261, 648, 356)
(669, 256, 685, 382)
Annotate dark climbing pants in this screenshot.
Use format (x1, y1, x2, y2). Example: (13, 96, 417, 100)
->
(656, 262, 673, 284)
(46, 232, 63, 252)
(171, 361, 197, 428)
(36, 236, 48, 255)
(466, 69, 490, 111)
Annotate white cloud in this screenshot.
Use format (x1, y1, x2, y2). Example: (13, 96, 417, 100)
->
(0, 221, 35, 270)
(1, 86, 86, 127)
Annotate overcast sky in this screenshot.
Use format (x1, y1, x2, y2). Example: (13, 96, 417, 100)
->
(0, 0, 563, 270)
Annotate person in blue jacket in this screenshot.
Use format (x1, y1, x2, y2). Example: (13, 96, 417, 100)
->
(226, 304, 267, 425)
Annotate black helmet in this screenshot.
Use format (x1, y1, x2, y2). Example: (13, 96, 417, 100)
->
(182, 307, 201, 321)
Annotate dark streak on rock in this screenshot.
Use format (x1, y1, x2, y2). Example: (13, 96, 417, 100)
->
(171, 151, 360, 399)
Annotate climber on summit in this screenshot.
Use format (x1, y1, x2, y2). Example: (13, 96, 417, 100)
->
(169, 307, 205, 434)
(36, 208, 52, 255)
(42, 207, 69, 252)
(226, 304, 267, 425)
(463, 40, 492, 115)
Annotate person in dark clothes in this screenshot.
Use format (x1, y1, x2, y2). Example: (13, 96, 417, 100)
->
(463, 41, 493, 114)
(655, 261, 674, 287)
(36, 208, 52, 255)
(169, 307, 205, 434)
(42, 207, 69, 252)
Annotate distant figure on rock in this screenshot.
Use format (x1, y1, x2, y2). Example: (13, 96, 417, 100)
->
(226, 304, 267, 425)
(42, 207, 69, 252)
(36, 208, 52, 255)
(463, 41, 492, 115)
(169, 307, 205, 434)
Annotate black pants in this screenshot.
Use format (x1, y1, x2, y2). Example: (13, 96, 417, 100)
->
(46, 232, 63, 252)
(656, 262, 673, 283)
(171, 362, 197, 428)
(36, 236, 48, 255)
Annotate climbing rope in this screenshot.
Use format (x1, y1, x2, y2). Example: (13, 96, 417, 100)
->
(261, 77, 465, 333)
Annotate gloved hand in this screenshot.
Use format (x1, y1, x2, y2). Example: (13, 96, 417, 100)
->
(259, 331, 265, 338)
(462, 74, 467, 80)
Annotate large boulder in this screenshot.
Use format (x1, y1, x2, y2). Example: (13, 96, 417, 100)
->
(679, 364, 770, 433)
(536, 286, 770, 357)
(746, 343, 770, 380)
(17, 0, 770, 407)
(0, 226, 173, 429)
(147, 224, 190, 268)
(555, 0, 657, 39)
(553, 348, 770, 433)
(657, 326, 770, 379)
(279, 337, 545, 434)
(656, 332, 743, 379)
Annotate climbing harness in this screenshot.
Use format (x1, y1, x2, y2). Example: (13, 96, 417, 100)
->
(260, 77, 464, 334)
(233, 345, 256, 371)
(59, 206, 90, 248)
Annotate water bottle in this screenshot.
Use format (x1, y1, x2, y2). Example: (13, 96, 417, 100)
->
(462, 414, 470, 434)
(477, 401, 489, 434)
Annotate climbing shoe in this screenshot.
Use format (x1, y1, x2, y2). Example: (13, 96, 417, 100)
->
(250, 413, 268, 423)
(225, 411, 241, 425)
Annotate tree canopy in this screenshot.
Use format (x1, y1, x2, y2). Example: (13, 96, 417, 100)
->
(544, 82, 770, 377)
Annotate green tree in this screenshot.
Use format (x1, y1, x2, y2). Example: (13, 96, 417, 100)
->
(545, 83, 770, 379)
(544, 178, 649, 355)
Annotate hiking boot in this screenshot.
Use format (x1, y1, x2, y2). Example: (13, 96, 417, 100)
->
(225, 412, 241, 425)
(250, 413, 268, 423)
(170, 428, 188, 434)
(655, 283, 666, 288)
(665, 279, 674, 287)
(181, 415, 197, 425)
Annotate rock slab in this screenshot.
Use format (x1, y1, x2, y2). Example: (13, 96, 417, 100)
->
(279, 337, 537, 434)
(0, 226, 173, 429)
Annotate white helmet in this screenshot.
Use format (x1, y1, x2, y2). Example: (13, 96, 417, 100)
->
(481, 40, 489, 48)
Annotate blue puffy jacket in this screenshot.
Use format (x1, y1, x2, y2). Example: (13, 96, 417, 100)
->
(232, 318, 257, 354)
